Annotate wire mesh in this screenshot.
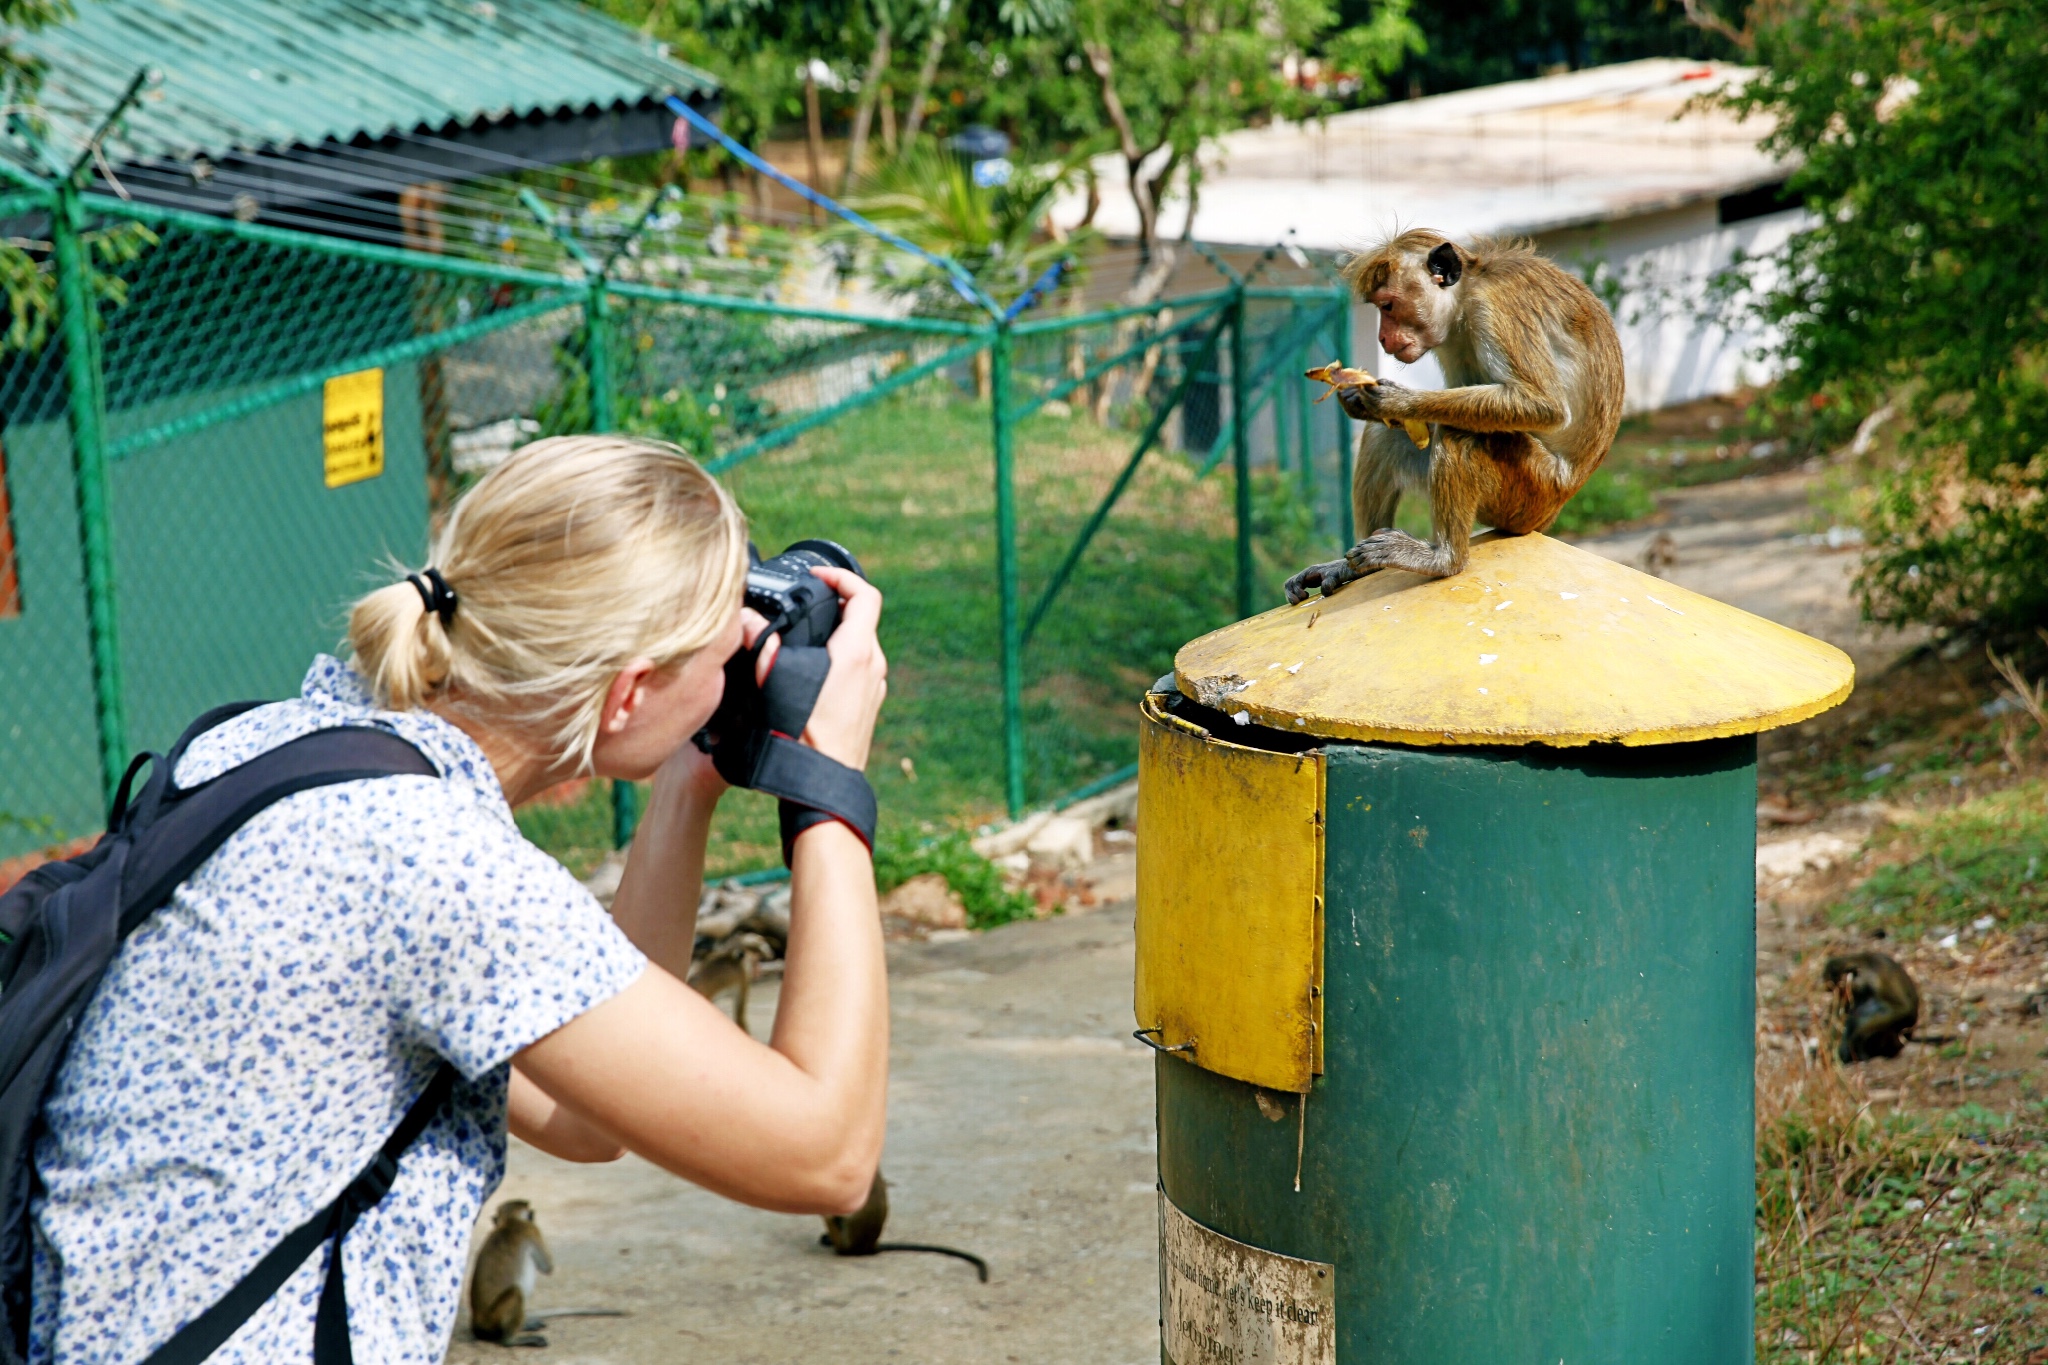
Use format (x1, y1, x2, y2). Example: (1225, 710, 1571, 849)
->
(1, 169, 1350, 875)
(0, 330, 100, 864)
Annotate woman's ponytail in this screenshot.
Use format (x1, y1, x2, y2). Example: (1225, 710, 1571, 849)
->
(348, 578, 456, 711)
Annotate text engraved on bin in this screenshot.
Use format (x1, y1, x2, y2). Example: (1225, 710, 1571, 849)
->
(1161, 1194, 1335, 1365)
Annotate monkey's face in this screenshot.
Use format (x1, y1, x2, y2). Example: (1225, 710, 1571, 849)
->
(1370, 285, 1443, 363)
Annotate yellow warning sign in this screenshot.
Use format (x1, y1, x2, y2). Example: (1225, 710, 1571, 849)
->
(323, 368, 385, 488)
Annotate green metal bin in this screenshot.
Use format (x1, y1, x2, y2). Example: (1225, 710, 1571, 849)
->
(1135, 532, 1854, 1365)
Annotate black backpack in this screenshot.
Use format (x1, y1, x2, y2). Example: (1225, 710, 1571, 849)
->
(0, 703, 459, 1365)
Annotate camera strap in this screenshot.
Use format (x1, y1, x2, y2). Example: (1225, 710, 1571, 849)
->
(751, 735, 878, 861)
(696, 644, 878, 864)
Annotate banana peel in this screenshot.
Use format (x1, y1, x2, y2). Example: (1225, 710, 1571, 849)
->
(1304, 361, 1430, 447)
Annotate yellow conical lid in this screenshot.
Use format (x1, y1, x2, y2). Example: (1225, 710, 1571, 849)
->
(1175, 532, 1853, 747)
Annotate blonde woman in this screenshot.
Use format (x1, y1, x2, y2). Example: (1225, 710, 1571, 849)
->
(27, 437, 888, 1365)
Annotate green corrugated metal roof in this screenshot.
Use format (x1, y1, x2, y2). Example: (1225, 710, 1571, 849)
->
(20, 0, 719, 163)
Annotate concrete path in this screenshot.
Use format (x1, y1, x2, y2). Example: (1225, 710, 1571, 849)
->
(446, 906, 1161, 1365)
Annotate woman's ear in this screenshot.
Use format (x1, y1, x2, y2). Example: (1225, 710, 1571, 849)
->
(600, 659, 660, 735)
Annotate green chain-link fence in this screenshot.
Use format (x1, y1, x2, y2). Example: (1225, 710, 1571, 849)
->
(1, 170, 1350, 872)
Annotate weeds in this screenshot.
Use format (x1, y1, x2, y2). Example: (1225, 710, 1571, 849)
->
(1831, 780, 2048, 936)
(873, 829, 1036, 930)
(1755, 1050, 2048, 1362)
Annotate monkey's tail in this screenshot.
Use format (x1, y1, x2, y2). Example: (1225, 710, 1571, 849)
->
(525, 1308, 630, 1323)
(875, 1242, 990, 1283)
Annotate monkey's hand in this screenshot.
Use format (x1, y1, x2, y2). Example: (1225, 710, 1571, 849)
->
(1284, 557, 1360, 605)
(1340, 378, 1418, 422)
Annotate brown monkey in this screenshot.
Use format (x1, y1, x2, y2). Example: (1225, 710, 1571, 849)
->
(1824, 952, 1920, 1063)
(687, 930, 774, 1033)
(821, 1171, 991, 1282)
(1285, 230, 1625, 603)
(469, 1200, 624, 1347)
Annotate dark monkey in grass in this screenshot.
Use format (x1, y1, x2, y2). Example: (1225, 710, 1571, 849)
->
(1824, 952, 1920, 1063)
(1285, 230, 1625, 603)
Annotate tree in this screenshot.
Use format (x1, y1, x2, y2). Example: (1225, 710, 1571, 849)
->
(1072, 0, 1421, 259)
(1712, 0, 2048, 634)
(1352, 0, 1731, 97)
(0, 0, 70, 102)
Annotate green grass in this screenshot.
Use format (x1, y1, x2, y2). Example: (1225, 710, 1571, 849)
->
(1548, 464, 1658, 536)
(518, 384, 1327, 880)
(1831, 778, 2048, 935)
(1754, 1058, 2048, 1362)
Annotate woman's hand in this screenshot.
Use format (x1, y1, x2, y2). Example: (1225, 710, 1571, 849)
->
(796, 567, 887, 772)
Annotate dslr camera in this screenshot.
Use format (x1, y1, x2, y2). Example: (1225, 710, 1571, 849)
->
(694, 540, 877, 861)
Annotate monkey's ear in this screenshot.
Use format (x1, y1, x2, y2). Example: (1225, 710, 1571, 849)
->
(1427, 242, 1463, 288)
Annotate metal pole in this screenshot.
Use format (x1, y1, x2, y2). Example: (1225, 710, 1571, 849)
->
(588, 280, 614, 435)
(1334, 305, 1354, 548)
(992, 323, 1025, 817)
(1230, 288, 1255, 619)
(1295, 330, 1313, 501)
(587, 282, 638, 848)
(53, 186, 128, 808)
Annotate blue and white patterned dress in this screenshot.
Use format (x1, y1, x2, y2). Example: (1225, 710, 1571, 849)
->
(29, 656, 649, 1365)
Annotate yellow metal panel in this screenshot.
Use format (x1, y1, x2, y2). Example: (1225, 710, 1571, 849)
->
(1136, 695, 1323, 1093)
(1175, 532, 1854, 748)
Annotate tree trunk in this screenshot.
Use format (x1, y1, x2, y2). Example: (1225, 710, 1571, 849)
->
(903, 2, 950, 144)
(844, 23, 893, 194)
(879, 83, 898, 156)
(1083, 38, 1162, 261)
(804, 65, 826, 223)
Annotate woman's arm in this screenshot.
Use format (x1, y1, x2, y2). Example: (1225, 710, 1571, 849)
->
(516, 566, 890, 1214)
(507, 1067, 626, 1162)
(514, 819, 886, 1212)
(607, 754, 724, 981)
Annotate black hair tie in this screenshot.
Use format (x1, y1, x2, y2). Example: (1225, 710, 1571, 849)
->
(405, 568, 459, 628)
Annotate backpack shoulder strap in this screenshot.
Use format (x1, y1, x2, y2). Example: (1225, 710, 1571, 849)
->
(139, 1063, 460, 1365)
(119, 728, 438, 937)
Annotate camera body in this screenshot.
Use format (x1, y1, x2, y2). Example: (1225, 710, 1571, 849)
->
(742, 540, 863, 650)
(695, 539, 876, 861)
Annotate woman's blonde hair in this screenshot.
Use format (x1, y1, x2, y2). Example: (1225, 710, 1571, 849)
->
(348, 435, 748, 770)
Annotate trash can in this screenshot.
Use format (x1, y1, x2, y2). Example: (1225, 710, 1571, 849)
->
(1135, 532, 1853, 1365)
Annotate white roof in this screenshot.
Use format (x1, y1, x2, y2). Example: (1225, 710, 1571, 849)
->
(1053, 59, 1790, 251)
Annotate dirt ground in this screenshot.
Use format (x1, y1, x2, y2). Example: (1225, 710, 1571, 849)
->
(448, 466, 2036, 1363)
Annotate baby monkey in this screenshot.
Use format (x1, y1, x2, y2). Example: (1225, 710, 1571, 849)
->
(822, 1171, 990, 1282)
(470, 1200, 625, 1348)
(1824, 951, 1920, 1063)
(1286, 229, 1624, 603)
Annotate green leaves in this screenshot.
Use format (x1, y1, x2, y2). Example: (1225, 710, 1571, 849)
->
(1719, 0, 2048, 634)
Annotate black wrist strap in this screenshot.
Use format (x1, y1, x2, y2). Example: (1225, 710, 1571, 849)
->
(745, 734, 877, 864)
(141, 1063, 458, 1365)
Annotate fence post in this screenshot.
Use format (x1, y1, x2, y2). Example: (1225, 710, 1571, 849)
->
(991, 322, 1026, 817)
(1332, 299, 1354, 548)
(1230, 286, 1254, 620)
(53, 185, 128, 808)
(587, 280, 638, 848)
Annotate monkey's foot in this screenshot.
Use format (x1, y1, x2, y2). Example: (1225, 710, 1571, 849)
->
(1283, 558, 1360, 604)
(1343, 529, 1462, 578)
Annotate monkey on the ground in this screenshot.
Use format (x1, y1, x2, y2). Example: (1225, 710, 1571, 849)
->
(1641, 530, 1678, 577)
(687, 930, 774, 1032)
(821, 1171, 991, 1282)
(1824, 952, 1921, 1062)
(469, 1200, 626, 1347)
(1285, 230, 1625, 603)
